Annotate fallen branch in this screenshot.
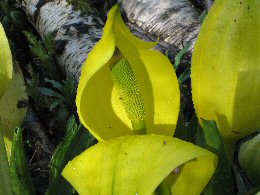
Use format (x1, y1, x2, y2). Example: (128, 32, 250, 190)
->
(15, 0, 203, 79)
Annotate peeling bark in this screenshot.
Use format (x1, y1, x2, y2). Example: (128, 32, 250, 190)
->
(15, 0, 203, 79)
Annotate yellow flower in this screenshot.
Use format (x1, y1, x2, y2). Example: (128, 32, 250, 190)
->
(63, 135, 217, 195)
(76, 4, 180, 140)
(0, 23, 12, 98)
(191, 0, 260, 158)
(63, 5, 217, 195)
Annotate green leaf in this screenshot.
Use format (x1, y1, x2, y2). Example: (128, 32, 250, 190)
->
(238, 133, 260, 187)
(39, 87, 64, 99)
(50, 99, 64, 111)
(199, 10, 208, 24)
(174, 45, 189, 70)
(10, 10, 30, 30)
(196, 119, 234, 195)
(44, 78, 63, 91)
(0, 126, 12, 195)
(63, 135, 217, 195)
(175, 112, 198, 144)
(9, 127, 35, 195)
(0, 62, 28, 158)
(47, 116, 96, 195)
(178, 67, 191, 84)
(232, 164, 251, 194)
(43, 32, 55, 56)
(61, 73, 76, 108)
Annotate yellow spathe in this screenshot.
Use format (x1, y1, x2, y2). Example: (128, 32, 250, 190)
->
(63, 135, 217, 195)
(76, 5, 180, 141)
(0, 23, 12, 99)
(191, 0, 260, 156)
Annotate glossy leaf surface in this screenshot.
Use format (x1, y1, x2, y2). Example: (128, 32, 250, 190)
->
(0, 22, 12, 99)
(63, 135, 217, 195)
(191, 0, 260, 156)
(0, 22, 13, 195)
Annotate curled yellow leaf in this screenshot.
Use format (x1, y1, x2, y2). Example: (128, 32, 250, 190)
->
(62, 135, 217, 195)
(76, 5, 180, 141)
(191, 0, 260, 157)
(0, 23, 13, 99)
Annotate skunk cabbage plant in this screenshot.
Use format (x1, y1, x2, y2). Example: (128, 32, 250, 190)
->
(0, 23, 12, 98)
(76, 4, 180, 140)
(191, 0, 260, 157)
(0, 62, 28, 158)
(63, 5, 217, 195)
(0, 22, 28, 158)
(0, 22, 13, 195)
(63, 135, 217, 195)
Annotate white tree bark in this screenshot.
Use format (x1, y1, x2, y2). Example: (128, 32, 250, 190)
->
(119, 0, 201, 50)
(15, 0, 202, 80)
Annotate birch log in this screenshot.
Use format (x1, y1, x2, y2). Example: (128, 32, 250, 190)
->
(15, 0, 204, 80)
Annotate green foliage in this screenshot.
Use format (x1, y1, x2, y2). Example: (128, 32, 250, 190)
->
(174, 111, 198, 144)
(23, 31, 54, 61)
(10, 127, 35, 195)
(0, 125, 12, 195)
(47, 115, 96, 195)
(178, 67, 191, 84)
(174, 45, 189, 70)
(196, 119, 234, 195)
(232, 164, 251, 194)
(39, 73, 77, 112)
(26, 72, 50, 112)
(173, 45, 191, 84)
(23, 31, 61, 80)
(9, 10, 30, 30)
(238, 133, 260, 187)
(199, 10, 208, 24)
(68, 0, 92, 13)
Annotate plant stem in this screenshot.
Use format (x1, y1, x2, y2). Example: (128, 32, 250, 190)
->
(0, 126, 13, 195)
(132, 120, 146, 135)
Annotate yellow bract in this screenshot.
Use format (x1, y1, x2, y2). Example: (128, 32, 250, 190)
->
(62, 135, 217, 195)
(76, 5, 180, 141)
(0, 23, 13, 99)
(191, 0, 260, 157)
(68, 4, 218, 195)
